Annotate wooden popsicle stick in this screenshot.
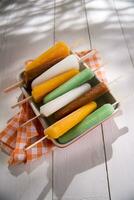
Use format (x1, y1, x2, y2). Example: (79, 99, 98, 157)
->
(11, 96, 32, 109)
(25, 134, 48, 151)
(70, 38, 85, 49)
(20, 114, 41, 127)
(3, 80, 23, 93)
(80, 49, 97, 61)
(93, 64, 105, 72)
(3, 60, 33, 93)
(108, 75, 122, 87)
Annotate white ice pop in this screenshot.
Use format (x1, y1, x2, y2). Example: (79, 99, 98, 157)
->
(40, 83, 91, 117)
(31, 55, 79, 88)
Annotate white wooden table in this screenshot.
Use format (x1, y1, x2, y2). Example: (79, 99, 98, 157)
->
(0, 0, 134, 199)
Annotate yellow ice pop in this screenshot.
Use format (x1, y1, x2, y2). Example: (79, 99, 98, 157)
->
(24, 41, 70, 83)
(32, 69, 79, 103)
(45, 101, 97, 139)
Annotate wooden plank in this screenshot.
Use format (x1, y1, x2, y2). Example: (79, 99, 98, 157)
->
(114, 0, 134, 66)
(84, 0, 134, 84)
(53, 0, 109, 199)
(0, 0, 55, 130)
(102, 96, 134, 200)
(0, 155, 52, 200)
(85, 0, 134, 199)
(54, 0, 91, 51)
(0, 0, 53, 199)
(53, 127, 110, 200)
(104, 0, 134, 199)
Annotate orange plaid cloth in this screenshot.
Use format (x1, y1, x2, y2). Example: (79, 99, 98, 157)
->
(0, 102, 52, 165)
(0, 49, 106, 165)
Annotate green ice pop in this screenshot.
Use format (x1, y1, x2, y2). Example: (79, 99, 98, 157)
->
(57, 104, 114, 144)
(44, 68, 94, 103)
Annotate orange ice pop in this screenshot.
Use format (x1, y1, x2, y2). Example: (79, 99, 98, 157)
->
(24, 41, 70, 83)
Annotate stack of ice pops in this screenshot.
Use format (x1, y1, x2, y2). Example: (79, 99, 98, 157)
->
(4, 41, 117, 149)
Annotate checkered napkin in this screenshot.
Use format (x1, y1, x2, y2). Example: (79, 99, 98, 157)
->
(0, 49, 105, 165)
(0, 102, 52, 165)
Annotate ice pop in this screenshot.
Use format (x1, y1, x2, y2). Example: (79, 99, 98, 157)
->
(44, 68, 94, 103)
(54, 82, 108, 120)
(57, 103, 114, 144)
(4, 49, 97, 93)
(31, 55, 79, 88)
(32, 69, 79, 103)
(23, 41, 70, 83)
(40, 83, 91, 117)
(45, 101, 97, 139)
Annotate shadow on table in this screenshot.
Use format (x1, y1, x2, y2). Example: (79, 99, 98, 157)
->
(7, 110, 128, 199)
(36, 111, 128, 200)
(8, 157, 48, 176)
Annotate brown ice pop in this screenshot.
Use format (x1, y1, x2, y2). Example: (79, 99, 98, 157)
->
(54, 82, 108, 120)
